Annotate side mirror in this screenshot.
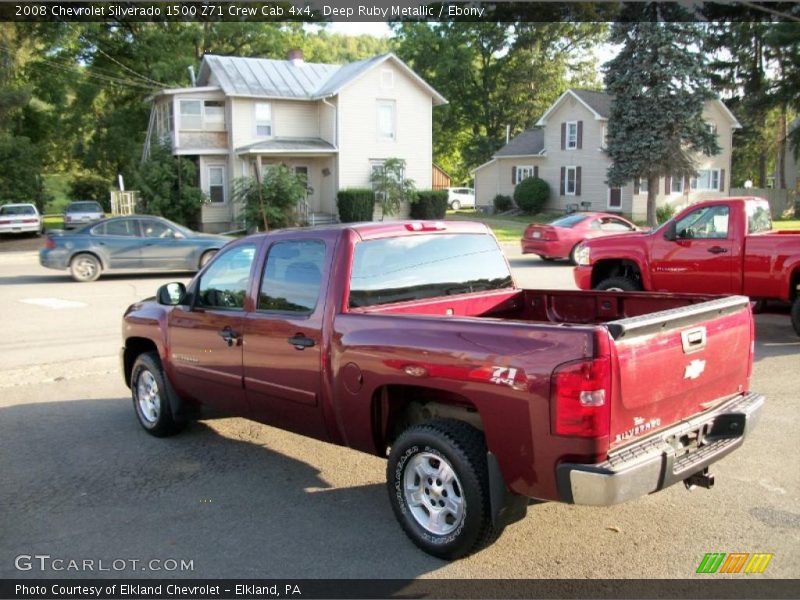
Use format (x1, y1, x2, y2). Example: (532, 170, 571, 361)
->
(157, 282, 186, 306)
(663, 221, 677, 242)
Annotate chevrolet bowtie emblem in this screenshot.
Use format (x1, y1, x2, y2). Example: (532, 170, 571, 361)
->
(684, 359, 706, 380)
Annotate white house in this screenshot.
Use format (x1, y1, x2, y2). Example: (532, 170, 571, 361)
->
(144, 51, 447, 232)
(473, 89, 742, 221)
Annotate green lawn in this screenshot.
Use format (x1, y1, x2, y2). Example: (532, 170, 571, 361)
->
(773, 220, 800, 231)
(43, 215, 64, 231)
(446, 209, 560, 242)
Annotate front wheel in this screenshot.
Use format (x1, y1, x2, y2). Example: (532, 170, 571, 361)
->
(791, 297, 800, 337)
(131, 352, 185, 437)
(69, 253, 102, 282)
(387, 419, 501, 559)
(595, 276, 641, 292)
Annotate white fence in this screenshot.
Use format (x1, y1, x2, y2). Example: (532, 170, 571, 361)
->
(110, 191, 140, 216)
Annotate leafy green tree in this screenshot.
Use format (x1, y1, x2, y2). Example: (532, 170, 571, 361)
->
(605, 15, 719, 226)
(232, 164, 306, 231)
(0, 134, 47, 208)
(131, 143, 206, 227)
(68, 173, 111, 211)
(369, 158, 416, 218)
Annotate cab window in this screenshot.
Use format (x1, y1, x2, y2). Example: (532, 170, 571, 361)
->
(675, 206, 729, 240)
(141, 220, 177, 239)
(196, 244, 256, 310)
(259, 240, 325, 314)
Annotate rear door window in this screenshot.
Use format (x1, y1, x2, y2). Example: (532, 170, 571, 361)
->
(258, 240, 326, 314)
(96, 220, 139, 237)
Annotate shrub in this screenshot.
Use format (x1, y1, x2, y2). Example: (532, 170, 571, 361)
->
(514, 177, 549, 214)
(69, 173, 111, 212)
(493, 194, 513, 212)
(656, 203, 676, 224)
(370, 158, 416, 217)
(410, 190, 448, 219)
(337, 188, 375, 222)
(232, 164, 306, 231)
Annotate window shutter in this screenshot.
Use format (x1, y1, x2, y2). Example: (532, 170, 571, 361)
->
(720, 169, 725, 192)
(560, 167, 566, 195)
(576, 167, 582, 196)
(512, 166, 517, 184)
(577, 121, 583, 149)
(665, 176, 671, 195)
(534, 165, 539, 178)
(634, 178, 640, 195)
(561, 123, 566, 150)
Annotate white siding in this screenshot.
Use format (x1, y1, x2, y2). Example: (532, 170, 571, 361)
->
(319, 96, 337, 145)
(337, 60, 433, 193)
(229, 98, 320, 149)
(474, 161, 500, 207)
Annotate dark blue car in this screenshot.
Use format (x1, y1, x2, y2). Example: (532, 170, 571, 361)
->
(40, 215, 232, 282)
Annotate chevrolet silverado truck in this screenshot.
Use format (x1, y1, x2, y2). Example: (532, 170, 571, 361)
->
(573, 197, 800, 335)
(122, 221, 763, 559)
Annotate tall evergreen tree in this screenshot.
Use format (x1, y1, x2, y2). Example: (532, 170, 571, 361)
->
(605, 17, 719, 226)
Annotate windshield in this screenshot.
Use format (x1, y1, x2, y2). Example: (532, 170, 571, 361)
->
(550, 214, 588, 228)
(67, 202, 103, 213)
(0, 205, 36, 216)
(349, 233, 513, 308)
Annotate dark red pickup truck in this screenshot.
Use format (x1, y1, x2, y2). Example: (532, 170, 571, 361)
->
(573, 197, 800, 335)
(122, 221, 763, 558)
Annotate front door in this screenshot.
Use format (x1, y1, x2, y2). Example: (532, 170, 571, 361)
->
(92, 218, 142, 268)
(137, 217, 197, 269)
(243, 237, 329, 440)
(167, 242, 258, 416)
(650, 204, 735, 294)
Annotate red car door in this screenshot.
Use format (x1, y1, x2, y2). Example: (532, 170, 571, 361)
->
(650, 204, 736, 294)
(167, 242, 258, 416)
(243, 237, 330, 440)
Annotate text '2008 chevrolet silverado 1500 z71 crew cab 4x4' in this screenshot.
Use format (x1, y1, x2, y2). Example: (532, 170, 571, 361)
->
(122, 221, 764, 559)
(573, 197, 800, 335)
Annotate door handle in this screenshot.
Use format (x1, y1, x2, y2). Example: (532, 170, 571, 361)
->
(287, 334, 315, 350)
(218, 327, 240, 347)
(707, 246, 728, 254)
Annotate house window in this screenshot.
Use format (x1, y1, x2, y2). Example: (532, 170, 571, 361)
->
(381, 69, 394, 89)
(370, 160, 386, 200)
(566, 121, 578, 149)
(204, 101, 225, 126)
(671, 176, 684, 194)
(608, 187, 622, 209)
(179, 100, 202, 130)
(515, 166, 534, 184)
(255, 102, 272, 137)
(565, 166, 577, 196)
(707, 122, 718, 135)
(208, 166, 225, 203)
(377, 100, 396, 141)
(691, 169, 721, 191)
(637, 178, 649, 194)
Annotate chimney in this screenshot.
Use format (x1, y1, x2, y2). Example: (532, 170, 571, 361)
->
(287, 49, 304, 66)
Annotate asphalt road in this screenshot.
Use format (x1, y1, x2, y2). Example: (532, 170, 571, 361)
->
(0, 243, 798, 581)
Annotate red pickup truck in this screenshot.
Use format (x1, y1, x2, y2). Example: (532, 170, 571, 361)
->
(122, 221, 763, 559)
(573, 197, 800, 335)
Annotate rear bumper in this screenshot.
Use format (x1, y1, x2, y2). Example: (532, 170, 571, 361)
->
(0, 223, 40, 234)
(520, 238, 571, 258)
(39, 248, 69, 270)
(557, 391, 764, 506)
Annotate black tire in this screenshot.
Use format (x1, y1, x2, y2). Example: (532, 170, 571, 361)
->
(791, 297, 800, 337)
(199, 249, 218, 269)
(595, 276, 641, 292)
(69, 253, 102, 282)
(387, 419, 501, 559)
(450, 200, 461, 211)
(131, 352, 186, 437)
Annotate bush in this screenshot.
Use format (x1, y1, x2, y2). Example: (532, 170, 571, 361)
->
(410, 190, 448, 219)
(493, 194, 513, 212)
(369, 158, 416, 217)
(656, 203, 676, 224)
(232, 165, 306, 231)
(514, 177, 549, 214)
(69, 173, 111, 212)
(337, 188, 375, 222)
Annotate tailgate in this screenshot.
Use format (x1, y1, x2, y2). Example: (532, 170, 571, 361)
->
(606, 296, 753, 450)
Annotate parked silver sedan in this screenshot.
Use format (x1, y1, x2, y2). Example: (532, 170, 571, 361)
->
(64, 201, 105, 230)
(0, 203, 43, 235)
(40, 215, 232, 282)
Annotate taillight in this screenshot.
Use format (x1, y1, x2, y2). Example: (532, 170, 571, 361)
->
(22, 218, 37, 224)
(542, 230, 558, 241)
(551, 357, 611, 437)
(45, 238, 56, 249)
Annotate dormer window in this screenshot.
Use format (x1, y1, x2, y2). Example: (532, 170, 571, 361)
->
(255, 102, 272, 137)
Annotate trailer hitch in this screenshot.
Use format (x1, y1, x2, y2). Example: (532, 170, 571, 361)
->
(684, 468, 715, 490)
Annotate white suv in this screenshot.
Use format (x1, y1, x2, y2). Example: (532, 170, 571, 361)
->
(446, 187, 475, 210)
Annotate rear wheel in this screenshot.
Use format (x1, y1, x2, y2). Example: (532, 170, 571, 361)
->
(791, 297, 800, 337)
(69, 253, 101, 282)
(595, 276, 641, 292)
(199, 249, 218, 269)
(387, 419, 502, 559)
(450, 200, 461, 211)
(131, 352, 186, 437)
